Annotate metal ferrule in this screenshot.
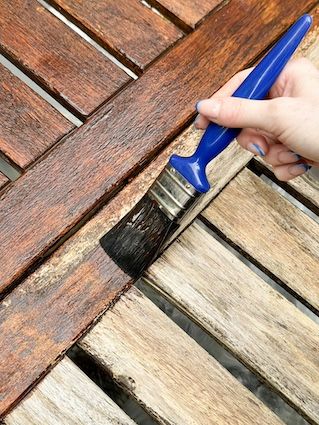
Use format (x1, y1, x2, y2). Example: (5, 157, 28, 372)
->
(148, 163, 202, 222)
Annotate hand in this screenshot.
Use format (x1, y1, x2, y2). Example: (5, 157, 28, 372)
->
(195, 58, 319, 181)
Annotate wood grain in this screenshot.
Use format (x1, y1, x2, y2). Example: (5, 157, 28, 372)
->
(48, 0, 183, 71)
(0, 172, 8, 191)
(148, 0, 224, 28)
(203, 169, 319, 313)
(0, 65, 73, 169)
(0, 125, 251, 417)
(4, 357, 135, 425)
(0, 0, 313, 294)
(80, 287, 284, 425)
(0, 0, 130, 117)
(146, 221, 319, 424)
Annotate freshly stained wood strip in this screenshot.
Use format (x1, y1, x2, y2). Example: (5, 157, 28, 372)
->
(0, 172, 9, 190)
(0, 0, 313, 295)
(0, 124, 251, 416)
(203, 169, 319, 313)
(0, 64, 74, 169)
(48, 0, 183, 71)
(0, 0, 130, 117)
(80, 287, 283, 425)
(4, 357, 135, 425)
(146, 221, 319, 424)
(149, 0, 224, 28)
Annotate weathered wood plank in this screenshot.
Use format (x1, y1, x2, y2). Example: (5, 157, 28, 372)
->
(0, 0, 130, 117)
(203, 168, 319, 313)
(0, 0, 313, 294)
(80, 287, 284, 425)
(48, 0, 183, 71)
(146, 221, 319, 424)
(0, 172, 9, 191)
(149, 0, 224, 28)
(0, 124, 251, 416)
(0, 64, 74, 169)
(4, 357, 135, 425)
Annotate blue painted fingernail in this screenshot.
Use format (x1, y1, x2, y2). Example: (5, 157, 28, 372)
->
(195, 101, 202, 112)
(294, 153, 302, 161)
(252, 144, 266, 157)
(301, 164, 311, 172)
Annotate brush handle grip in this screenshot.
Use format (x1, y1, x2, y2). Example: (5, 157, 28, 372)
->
(169, 15, 312, 193)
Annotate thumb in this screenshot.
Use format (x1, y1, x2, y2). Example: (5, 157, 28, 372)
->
(196, 97, 280, 133)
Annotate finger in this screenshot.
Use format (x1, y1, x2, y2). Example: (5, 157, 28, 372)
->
(273, 163, 310, 181)
(196, 97, 286, 134)
(194, 114, 210, 130)
(212, 68, 254, 98)
(263, 144, 301, 166)
(236, 128, 269, 157)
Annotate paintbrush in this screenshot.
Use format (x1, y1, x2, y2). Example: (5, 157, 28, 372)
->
(100, 15, 312, 278)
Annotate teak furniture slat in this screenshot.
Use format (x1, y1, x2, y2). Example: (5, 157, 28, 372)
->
(0, 0, 130, 117)
(0, 0, 313, 296)
(149, 0, 223, 28)
(0, 172, 8, 190)
(0, 127, 250, 416)
(4, 357, 135, 425)
(0, 64, 73, 169)
(203, 169, 319, 313)
(80, 287, 284, 425)
(48, 0, 183, 71)
(146, 220, 319, 423)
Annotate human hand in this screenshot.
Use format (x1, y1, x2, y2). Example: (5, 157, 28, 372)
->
(195, 58, 319, 181)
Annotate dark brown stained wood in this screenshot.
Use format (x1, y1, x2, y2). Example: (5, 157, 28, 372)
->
(48, 0, 183, 71)
(0, 245, 132, 417)
(0, 0, 130, 117)
(147, 221, 319, 423)
(0, 172, 8, 190)
(0, 65, 74, 169)
(203, 169, 319, 313)
(0, 0, 314, 295)
(148, 0, 224, 28)
(0, 124, 251, 417)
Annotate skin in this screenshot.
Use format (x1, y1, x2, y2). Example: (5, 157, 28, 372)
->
(195, 58, 319, 181)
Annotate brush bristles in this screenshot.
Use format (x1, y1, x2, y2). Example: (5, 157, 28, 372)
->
(100, 194, 178, 278)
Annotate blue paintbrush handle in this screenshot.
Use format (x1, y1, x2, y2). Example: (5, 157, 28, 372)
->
(169, 15, 312, 193)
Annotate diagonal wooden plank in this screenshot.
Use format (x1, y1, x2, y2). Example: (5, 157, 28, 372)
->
(148, 0, 224, 28)
(0, 64, 74, 169)
(80, 287, 284, 425)
(203, 168, 319, 313)
(0, 0, 130, 117)
(146, 220, 319, 424)
(0, 124, 251, 417)
(48, 0, 183, 71)
(4, 357, 135, 425)
(0, 0, 314, 294)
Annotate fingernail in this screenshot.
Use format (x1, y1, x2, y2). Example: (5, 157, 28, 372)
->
(278, 151, 302, 163)
(195, 101, 202, 112)
(288, 163, 310, 176)
(248, 143, 265, 157)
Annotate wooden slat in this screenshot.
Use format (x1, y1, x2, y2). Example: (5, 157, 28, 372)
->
(80, 287, 283, 425)
(149, 0, 224, 28)
(0, 0, 313, 294)
(0, 65, 74, 169)
(48, 0, 183, 71)
(0, 124, 251, 416)
(203, 168, 319, 313)
(0, 0, 130, 117)
(0, 172, 9, 190)
(146, 221, 319, 424)
(5, 357, 135, 425)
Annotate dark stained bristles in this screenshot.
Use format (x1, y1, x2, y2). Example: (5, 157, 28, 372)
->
(100, 194, 178, 278)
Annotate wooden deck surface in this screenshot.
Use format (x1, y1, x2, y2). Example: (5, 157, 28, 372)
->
(1, 1, 319, 424)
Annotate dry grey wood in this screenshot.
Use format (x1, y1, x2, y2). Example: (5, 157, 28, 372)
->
(203, 168, 319, 313)
(5, 357, 135, 425)
(80, 287, 284, 425)
(146, 220, 319, 424)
